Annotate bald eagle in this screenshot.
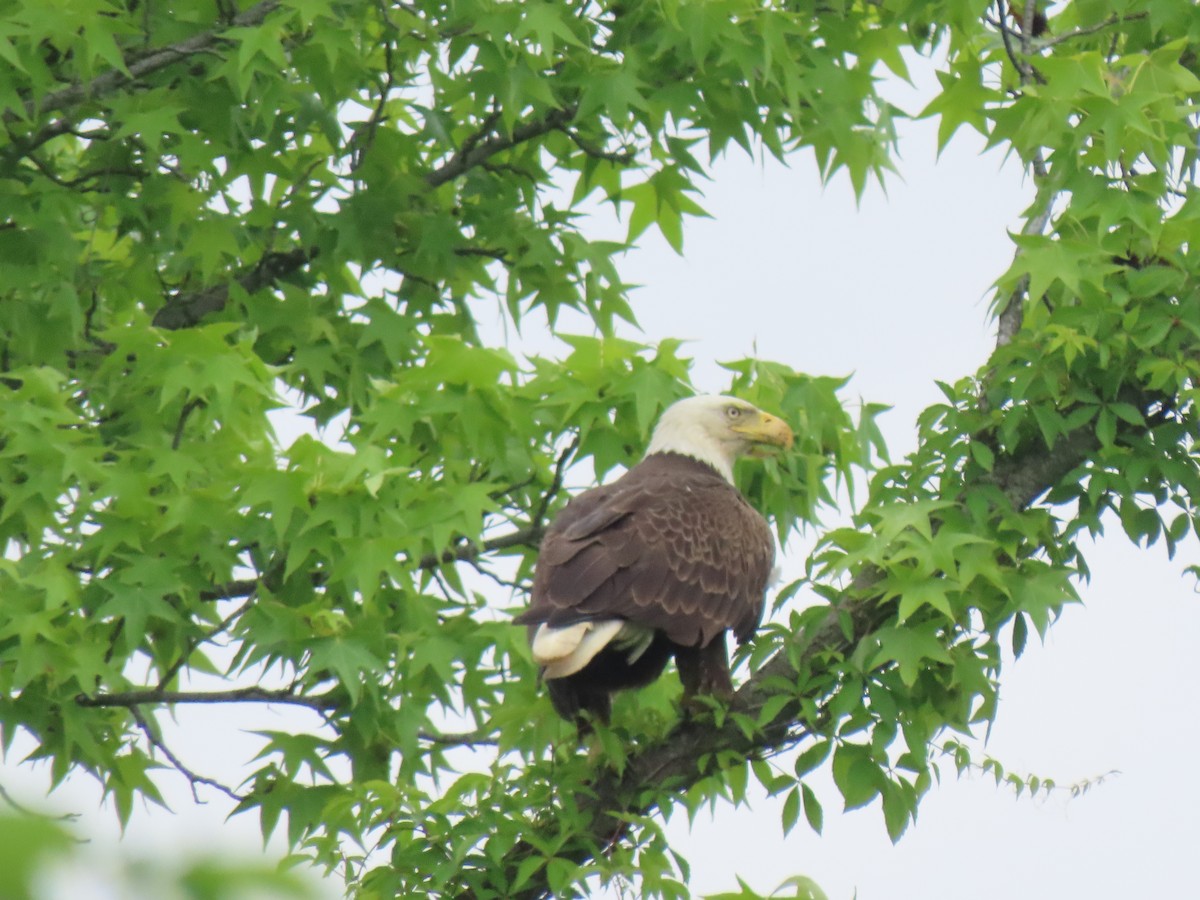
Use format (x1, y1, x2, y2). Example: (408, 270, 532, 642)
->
(515, 395, 793, 724)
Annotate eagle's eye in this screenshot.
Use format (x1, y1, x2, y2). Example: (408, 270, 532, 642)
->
(726, 405, 743, 419)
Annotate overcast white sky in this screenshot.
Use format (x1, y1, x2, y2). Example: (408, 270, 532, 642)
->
(5, 55, 1199, 900)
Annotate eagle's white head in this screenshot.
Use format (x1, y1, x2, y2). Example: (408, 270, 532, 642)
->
(644, 395, 793, 482)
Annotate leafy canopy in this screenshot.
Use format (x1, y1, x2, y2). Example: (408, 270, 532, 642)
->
(1, 1, 1199, 898)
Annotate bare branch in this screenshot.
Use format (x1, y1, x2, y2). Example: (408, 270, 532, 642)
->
(199, 518, 548, 604)
(413, 525, 543, 570)
(454, 246, 511, 263)
(994, 186, 1054, 349)
(77, 686, 338, 711)
(1020, 0, 1038, 43)
(0, 783, 81, 825)
(989, 0, 1056, 352)
(534, 437, 580, 527)
(418, 728, 498, 749)
(349, 39, 397, 173)
(993, 1, 1032, 82)
(153, 104, 578, 330)
(560, 127, 638, 165)
(413, 439, 578, 571)
(1040, 12, 1149, 50)
(466, 557, 529, 593)
(131, 707, 244, 803)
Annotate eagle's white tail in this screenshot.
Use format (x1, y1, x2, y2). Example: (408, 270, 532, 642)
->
(531, 619, 626, 678)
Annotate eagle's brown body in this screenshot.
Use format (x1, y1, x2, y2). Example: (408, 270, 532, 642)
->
(515, 451, 777, 723)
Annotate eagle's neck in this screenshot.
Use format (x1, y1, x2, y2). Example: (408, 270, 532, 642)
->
(644, 426, 736, 483)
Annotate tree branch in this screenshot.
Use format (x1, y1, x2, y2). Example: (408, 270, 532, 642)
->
(156, 596, 257, 691)
(418, 728, 499, 749)
(994, 185, 1054, 350)
(1040, 12, 1149, 50)
(152, 246, 315, 330)
(199, 578, 260, 602)
(425, 106, 577, 189)
(990, 1, 1055, 352)
(560, 127, 638, 165)
(0, 783, 80, 825)
(13, 1, 281, 123)
(171, 397, 206, 450)
(153, 104, 580, 329)
(76, 686, 338, 711)
(130, 707, 244, 803)
(199, 518, 549, 604)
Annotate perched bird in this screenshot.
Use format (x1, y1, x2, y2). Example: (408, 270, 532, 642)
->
(515, 395, 793, 724)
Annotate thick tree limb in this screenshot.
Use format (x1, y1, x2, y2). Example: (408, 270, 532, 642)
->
(991, 2, 1056, 351)
(152, 247, 315, 330)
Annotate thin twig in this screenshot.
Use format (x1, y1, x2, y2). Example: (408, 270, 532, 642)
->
(171, 397, 206, 450)
(467, 557, 529, 593)
(130, 707, 244, 803)
(155, 595, 257, 692)
(993, 1, 1031, 81)
(561, 127, 638, 165)
(200, 578, 260, 601)
(418, 728, 499, 748)
(989, 0, 1056, 352)
(1040, 12, 1149, 50)
(0, 783, 81, 824)
(414, 524, 546, 570)
(199, 521, 548, 601)
(533, 437, 580, 528)
(350, 39, 396, 173)
(77, 686, 338, 711)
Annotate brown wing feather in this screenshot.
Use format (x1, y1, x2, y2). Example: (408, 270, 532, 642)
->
(515, 452, 774, 648)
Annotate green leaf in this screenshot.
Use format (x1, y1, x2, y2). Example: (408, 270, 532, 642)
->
(969, 440, 995, 472)
(794, 740, 831, 778)
(776, 874, 829, 900)
(831, 743, 882, 811)
(801, 784, 824, 835)
(871, 626, 953, 687)
(1011, 612, 1029, 659)
(895, 578, 954, 623)
(0, 814, 74, 900)
(781, 786, 801, 836)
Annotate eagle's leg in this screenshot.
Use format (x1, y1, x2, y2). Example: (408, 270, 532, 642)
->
(675, 633, 734, 710)
(547, 678, 612, 731)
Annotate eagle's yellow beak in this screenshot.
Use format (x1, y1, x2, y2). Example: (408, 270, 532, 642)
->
(733, 410, 794, 453)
